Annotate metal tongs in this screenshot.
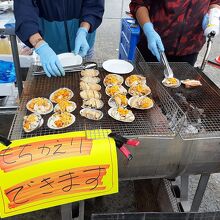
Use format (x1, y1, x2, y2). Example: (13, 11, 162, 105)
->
(200, 31, 216, 71)
(33, 62, 98, 76)
(160, 51, 174, 78)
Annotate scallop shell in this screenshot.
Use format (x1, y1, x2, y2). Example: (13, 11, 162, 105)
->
(81, 69, 99, 77)
(128, 96, 154, 110)
(23, 113, 43, 133)
(103, 74, 124, 87)
(108, 94, 128, 108)
(181, 79, 202, 88)
(125, 75, 146, 87)
(81, 76, 100, 84)
(49, 88, 74, 103)
(80, 90, 102, 100)
(54, 101, 77, 113)
(47, 112, 75, 129)
(80, 108, 103, 120)
(162, 78, 181, 88)
(108, 107, 135, 123)
(82, 98, 104, 109)
(26, 97, 53, 115)
(80, 81, 101, 91)
(128, 84, 151, 96)
(105, 85, 127, 97)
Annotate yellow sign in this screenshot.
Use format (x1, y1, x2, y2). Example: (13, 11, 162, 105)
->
(0, 130, 118, 218)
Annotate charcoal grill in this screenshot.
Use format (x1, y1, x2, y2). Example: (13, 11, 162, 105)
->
(7, 50, 220, 212)
(8, 51, 220, 178)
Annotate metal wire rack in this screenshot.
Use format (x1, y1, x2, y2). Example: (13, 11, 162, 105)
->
(9, 54, 185, 140)
(139, 62, 220, 140)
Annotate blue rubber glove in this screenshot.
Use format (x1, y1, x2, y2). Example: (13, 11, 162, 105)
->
(74, 27, 90, 57)
(202, 13, 209, 31)
(143, 22, 164, 61)
(35, 42, 65, 77)
(202, 8, 220, 36)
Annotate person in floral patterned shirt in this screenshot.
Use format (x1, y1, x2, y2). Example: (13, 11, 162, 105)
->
(130, 0, 220, 65)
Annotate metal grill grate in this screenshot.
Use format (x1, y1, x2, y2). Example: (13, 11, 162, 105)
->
(9, 62, 184, 140)
(140, 62, 220, 140)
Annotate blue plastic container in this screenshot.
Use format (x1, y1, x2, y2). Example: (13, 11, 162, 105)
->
(119, 18, 141, 62)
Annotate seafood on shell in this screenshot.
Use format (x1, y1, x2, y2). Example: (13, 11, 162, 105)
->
(128, 96, 154, 110)
(47, 112, 75, 129)
(81, 76, 100, 84)
(23, 113, 44, 133)
(128, 84, 151, 96)
(105, 85, 127, 97)
(80, 81, 101, 91)
(54, 100, 76, 113)
(108, 93, 128, 108)
(162, 77, 181, 88)
(49, 88, 74, 103)
(81, 69, 99, 77)
(80, 90, 101, 100)
(82, 98, 104, 109)
(26, 97, 53, 115)
(125, 74, 146, 87)
(80, 108, 103, 120)
(181, 79, 202, 88)
(103, 74, 124, 87)
(108, 107, 135, 123)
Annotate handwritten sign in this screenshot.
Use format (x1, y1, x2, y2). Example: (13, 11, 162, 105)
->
(0, 130, 118, 218)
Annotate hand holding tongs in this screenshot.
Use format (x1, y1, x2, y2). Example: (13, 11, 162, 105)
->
(33, 62, 98, 76)
(160, 51, 174, 78)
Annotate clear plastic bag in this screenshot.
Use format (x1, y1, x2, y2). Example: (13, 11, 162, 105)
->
(0, 60, 16, 83)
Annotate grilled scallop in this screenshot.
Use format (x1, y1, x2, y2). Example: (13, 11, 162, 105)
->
(54, 100, 76, 113)
(80, 108, 103, 120)
(162, 77, 181, 88)
(181, 79, 202, 88)
(128, 96, 154, 110)
(108, 107, 135, 123)
(23, 113, 43, 133)
(80, 81, 101, 91)
(82, 98, 104, 109)
(47, 112, 75, 129)
(108, 93, 128, 108)
(128, 84, 151, 96)
(26, 97, 53, 115)
(81, 76, 100, 84)
(125, 75, 146, 87)
(81, 69, 99, 77)
(103, 74, 124, 87)
(80, 90, 101, 100)
(105, 85, 127, 97)
(49, 88, 74, 103)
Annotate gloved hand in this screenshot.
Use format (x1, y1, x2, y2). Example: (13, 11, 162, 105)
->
(202, 8, 220, 36)
(74, 27, 90, 57)
(35, 42, 65, 77)
(143, 22, 164, 61)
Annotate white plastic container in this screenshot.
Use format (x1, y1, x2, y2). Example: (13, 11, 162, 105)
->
(0, 83, 15, 96)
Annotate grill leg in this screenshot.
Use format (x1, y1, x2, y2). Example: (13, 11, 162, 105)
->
(61, 201, 85, 220)
(190, 174, 210, 212)
(180, 175, 189, 201)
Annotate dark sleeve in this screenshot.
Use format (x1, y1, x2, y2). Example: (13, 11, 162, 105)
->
(14, 0, 40, 47)
(129, 0, 151, 18)
(80, 0, 104, 32)
(210, 0, 220, 5)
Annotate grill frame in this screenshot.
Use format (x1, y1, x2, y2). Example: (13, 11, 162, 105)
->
(9, 59, 185, 140)
(139, 62, 220, 140)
